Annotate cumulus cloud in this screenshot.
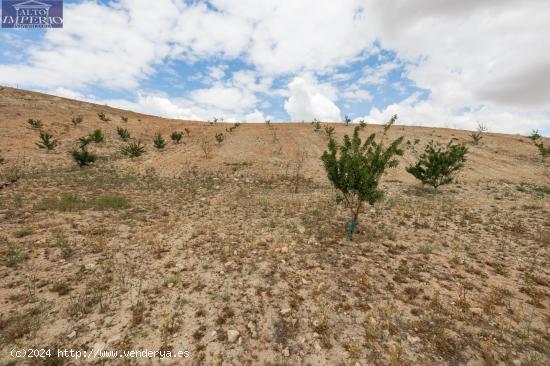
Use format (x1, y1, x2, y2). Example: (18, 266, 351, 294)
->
(284, 76, 341, 122)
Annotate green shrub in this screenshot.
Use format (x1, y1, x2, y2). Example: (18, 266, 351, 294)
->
(215, 132, 225, 144)
(226, 122, 241, 133)
(70, 148, 96, 167)
(98, 112, 110, 122)
(117, 127, 130, 141)
(170, 131, 184, 144)
(325, 126, 335, 138)
(529, 130, 550, 162)
(406, 140, 468, 192)
(312, 119, 321, 132)
(121, 116, 128, 123)
(121, 141, 145, 157)
(321, 115, 404, 240)
(71, 115, 83, 126)
(89, 129, 104, 143)
(36, 131, 58, 151)
(27, 118, 43, 129)
(153, 133, 167, 149)
(470, 122, 487, 145)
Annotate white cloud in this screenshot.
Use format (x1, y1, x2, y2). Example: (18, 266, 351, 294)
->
(284, 75, 341, 122)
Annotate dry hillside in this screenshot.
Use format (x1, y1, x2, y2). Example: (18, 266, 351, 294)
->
(0, 86, 549, 365)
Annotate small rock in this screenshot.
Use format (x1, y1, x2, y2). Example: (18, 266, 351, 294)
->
(282, 347, 290, 357)
(281, 246, 288, 253)
(67, 330, 76, 339)
(227, 330, 240, 343)
(89, 322, 96, 330)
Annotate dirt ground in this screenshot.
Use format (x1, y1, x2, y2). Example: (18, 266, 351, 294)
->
(0, 87, 549, 365)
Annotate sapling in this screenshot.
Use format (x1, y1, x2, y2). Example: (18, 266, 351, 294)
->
(98, 112, 110, 122)
(117, 127, 130, 141)
(170, 131, 184, 144)
(344, 115, 351, 126)
(470, 122, 487, 145)
(215, 132, 225, 145)
(121, 116, 129, 123)
(70, 148, 96, 167)
(529, 130, 550, 162)
(321, 114, 404, 240)
(27, 118, 42, 129)
(325, 126, 335, 138)
(121, 141, 146, 157)
(89, 129, 104, 143)
(406, 140, 468, 192)
(36, 131, 58, 151)
(71, 115, 83, 126)
(153, 133, 167, 149)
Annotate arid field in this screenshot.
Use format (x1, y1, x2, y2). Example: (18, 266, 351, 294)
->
(0, 87, 549, 365)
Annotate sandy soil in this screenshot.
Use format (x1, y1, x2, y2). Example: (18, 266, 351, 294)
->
(0, 86, 549, 365)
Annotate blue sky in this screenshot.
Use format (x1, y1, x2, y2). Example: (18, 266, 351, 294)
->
(1, 0, 549, 135)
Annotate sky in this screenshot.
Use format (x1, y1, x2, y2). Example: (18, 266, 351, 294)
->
(0, 0, 549, 135)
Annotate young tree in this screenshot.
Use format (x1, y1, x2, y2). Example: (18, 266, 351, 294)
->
(36, 131, 58, 151)
(529, 130, 550, 162)
(215, 132, 225, 145)
(71, 115, 83, 126)
(121, 141, 146, 157)
(117, 127, 130, 141)
(344, 115, 351, 126)
(70, 148, 96, 167)
(153, 133, 167, 149)
(170, 131, 184, 144)
(27, 118, 43, 129)
(321, 115, 404, 240)
(406, 140, 468, 192)
(88, 129, 104, 143)
(470, 122, 487, 145)
(98, 112, 110, 122)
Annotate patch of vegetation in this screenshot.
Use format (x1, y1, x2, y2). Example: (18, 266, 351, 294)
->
(36, 131, 58, 151)
(321, 114, 404, 240)
(27, 118, 43, 129)
(153, 133, 167, 149)
(121, 141, 146, 157)
(71, 115, 83, 126)
(88, 129, 104, 143)
(117, 126, 130, 141)
(226, 122, 241, 133)
(170, 131, 184, 144)
(325, 126, 335, 138)
(70, 148, 97, 167)
(4, 238, 28, 268)
(121, 116, 128, 123)
(98, 112, 110, 122)
(344, 115, 351, 125)
(215, 132, 225, 145)
(407, 140, 468, 192)
(529, 130, 550, 162)
(312, 119, 321, 132)
(36, 193, 130, 211)
(14, 227, 33, 238)
(470, 122, 487, 145)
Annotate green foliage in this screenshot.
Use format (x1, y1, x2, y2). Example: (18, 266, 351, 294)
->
(312, 119, 321, 132)
(215, 132, 225, 144)
(153, 133, 167, 149)
(121, 141, 146, 157)
(529, 130, 550, 162)
(470, 122, 487, 145)
(88, 129, 104, 143)
(344, 115, 351, 126)
(36, 131, 58, 151)
(70, 148, 97, 167)
(324, 126, 335, 138)
(170, 131, 184, 144)
(406, 140, 468, 191)
(71, 115, 83, 126)
(121, 116, 129, 123)
(117, 126, 130, 141)
(321, 115, 404, 240)
(98, 112, 110, 122)
(226, 122, 241, 133)
(27, 118, 43, 129)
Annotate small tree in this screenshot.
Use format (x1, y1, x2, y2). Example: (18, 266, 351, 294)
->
(470, 122, 487, 145)
(312, 119, 321, 132)
(71, 148, 96, 167)
(121, 141, 146, 157)
(170, 131, 184, 144)
(215, 132, 225, 145)
(153, 133, 167, 149)
(406, 140, 468, 192)
(36, 131, 58, 151)
(121, 116, 128, 123)
(117, 127, 130, 141)
(71, 115, 83, 126)
(529, 130, 550, 162)
(321, 115, 404, 240)
(344, 115, 351, 126)
(325, 126, 335, 138)
(98, 112, 110, 122)
(27, 118, 43, 129)
(89, 129, 104, 143)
